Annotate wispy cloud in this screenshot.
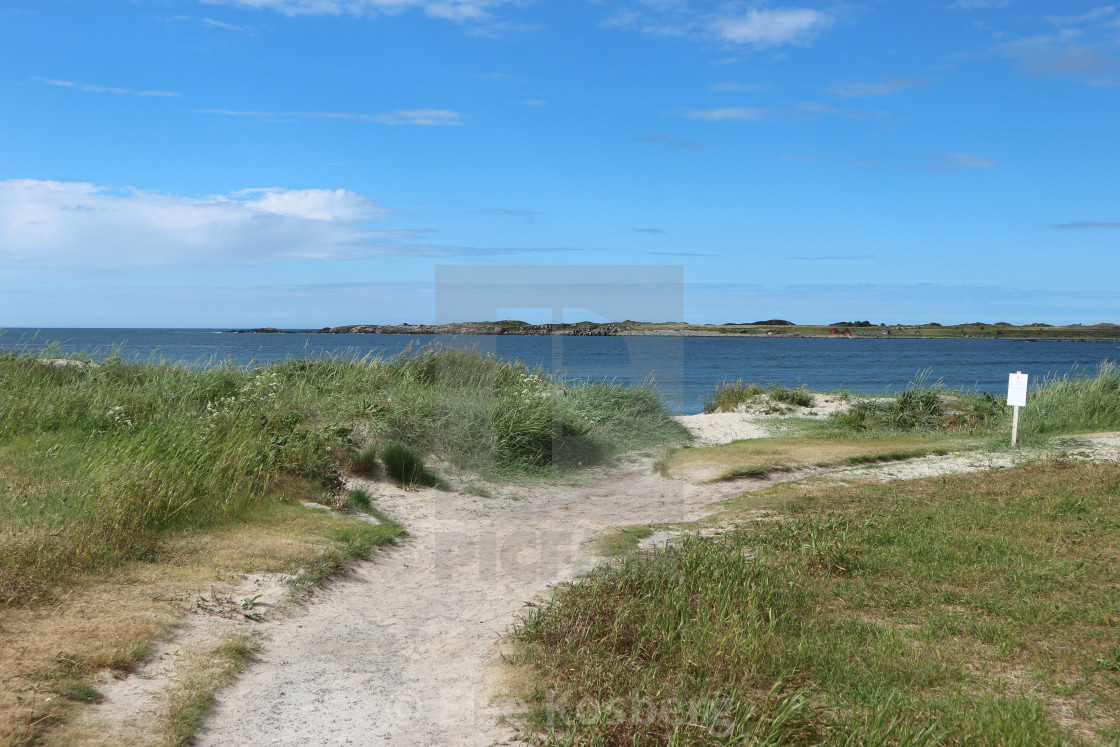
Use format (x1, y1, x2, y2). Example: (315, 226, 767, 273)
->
(636, 135, 710, 149)
(605, 4, 836, 50)
(828, 77, 926, 97)
(949, 0, 1012, 8)
(520, 98, 546, 107)
(685, 102, 887, 123)
(709, 7, 834, 48)
(905, 153, 1001, 172)
(791, 254, 875, 260)
(685, 106, 769, 122)
(997, 25, 1120, 85)
(633, 227, 666, 234)
(33, 77, 178, 97)
(375, 109, 463, 125)
(648, 250, 718, 257)
(1050, 221, 1120, 229)
(203, 17, 252, 31)
(199, 108, 464, 125)
(199, 0, 514, 25)
(1044, 6, 1115, 25)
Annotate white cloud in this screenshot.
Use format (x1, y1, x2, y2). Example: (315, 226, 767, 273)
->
(828, 78, 926, 97)
(0, 180, 390, 268)
(710, 7, 833, 48)
(229, 187, 376, 220)
(374, 108, 463, 125)
(198, 0, 510, 23)
(685, 106, 771, 122)
(905, 153, 1001, 172)
(199, 108, 464, 125)
(605, 3, 836, 50)
(203, 17, 253, 30)
(685, 102, 887, 122)
(33, 77, 178, 97)
(0, 181, 585, 269)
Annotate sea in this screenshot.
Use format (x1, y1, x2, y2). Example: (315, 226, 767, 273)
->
(2, 328, 1118, 415)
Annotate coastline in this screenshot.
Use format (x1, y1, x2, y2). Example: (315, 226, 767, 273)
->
(223, 322, 1120, 341)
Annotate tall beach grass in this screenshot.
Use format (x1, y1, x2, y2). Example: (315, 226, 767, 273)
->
(0, 345, 686, 606)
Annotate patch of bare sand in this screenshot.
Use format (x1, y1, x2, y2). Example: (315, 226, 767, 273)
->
(673, 393, 850, 445)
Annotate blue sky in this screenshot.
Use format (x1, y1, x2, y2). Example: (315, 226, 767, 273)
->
(1, 0, 1118, 327)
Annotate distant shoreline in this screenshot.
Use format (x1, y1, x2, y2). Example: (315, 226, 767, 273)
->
(224, 321, 1120, 340)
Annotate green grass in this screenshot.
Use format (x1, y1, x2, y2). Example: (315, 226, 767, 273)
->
(512, 460, 1120, 744)
(347, 445, 380, 478)
(702, 382, 813, 414)
(593, 525, 654, 556)
(0, 346, 683, 607)
(821, 363, 1120, 443)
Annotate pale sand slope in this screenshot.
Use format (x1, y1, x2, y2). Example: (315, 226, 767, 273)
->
(673, 393, 850, 445)
(72, 413, 1120, 746)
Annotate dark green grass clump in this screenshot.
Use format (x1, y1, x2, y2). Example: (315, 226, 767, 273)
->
(514, 461, 1120, 744)
(380, 441, 445, 489)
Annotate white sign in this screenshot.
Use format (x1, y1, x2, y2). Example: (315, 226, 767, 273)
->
(1007, 372, 1028, 408)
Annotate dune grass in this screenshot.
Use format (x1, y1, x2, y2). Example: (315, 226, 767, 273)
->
(0, 345, 684, 744)
(512, 460, 1120, 745)
(703, 381, 814, 414)
(0, 345, 683, 607)
(824, 362, 1120, 441)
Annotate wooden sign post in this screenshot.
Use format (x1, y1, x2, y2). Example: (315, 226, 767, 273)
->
(1007, 371, 1028, 446)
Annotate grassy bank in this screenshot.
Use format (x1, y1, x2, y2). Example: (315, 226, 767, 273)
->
(0, 345, 683, 606)
(510, 366, 1120, 744)
(0, 346, 684, 744)
(512, 460, 1120, 744)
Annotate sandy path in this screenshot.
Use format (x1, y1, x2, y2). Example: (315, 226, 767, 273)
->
(80, 421, 1120, 745)
(194, 456, 750, 746)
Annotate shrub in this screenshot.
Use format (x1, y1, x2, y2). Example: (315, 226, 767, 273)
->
(380, 441, 444, 489)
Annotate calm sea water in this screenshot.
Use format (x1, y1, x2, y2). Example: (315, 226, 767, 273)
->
(3, 328, 1118, 415)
